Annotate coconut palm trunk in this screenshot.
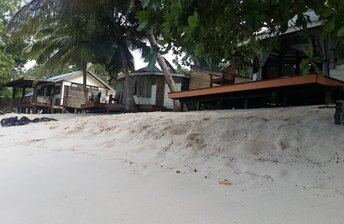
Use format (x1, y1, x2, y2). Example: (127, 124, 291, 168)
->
(82, 63, 88, 102)
(147, 34, 181, 111)
(119, 46, 136, 111)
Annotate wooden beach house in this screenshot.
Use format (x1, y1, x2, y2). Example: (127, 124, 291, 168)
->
(169, 12, 344, 111)
(5, 70, 120, 113)
(116, 65, 189, 111)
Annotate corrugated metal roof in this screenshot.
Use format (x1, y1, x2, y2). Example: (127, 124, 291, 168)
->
(288, 11, 319, 28)
(47, 71, 80, 81)
(135, 63, 177, 74)
(135, 65, 162, 73)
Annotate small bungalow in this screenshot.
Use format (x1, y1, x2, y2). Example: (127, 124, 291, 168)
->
(116, 65, 189, 111)
(5, 70, 117, 113)
(170, 12, 344, 111)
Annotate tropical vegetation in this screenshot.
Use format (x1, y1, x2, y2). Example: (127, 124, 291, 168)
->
(2, 0, 344, 109)
(0, 0, 26, 97)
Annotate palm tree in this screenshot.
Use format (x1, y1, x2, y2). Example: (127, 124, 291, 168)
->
(8, 0, 147, 111)
(9, 1, 97, 102)
(147, 34, 181, 111)
(135, 0, 182, 111)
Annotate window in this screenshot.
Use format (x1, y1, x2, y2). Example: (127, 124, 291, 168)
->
(134, 76, 152, 98)
(54, 85, 61, 95)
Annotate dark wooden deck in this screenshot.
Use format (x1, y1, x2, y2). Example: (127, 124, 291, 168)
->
(13, 102, 63, 113)
(80, 102, 125, 112)
(136, 104, 167, 112)
(81, 102, 168, 112)
(169, 74, 344, 110)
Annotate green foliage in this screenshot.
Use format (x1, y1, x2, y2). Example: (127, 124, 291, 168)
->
(0, 0, 27, 97)
(88, 64, 112, 84)
(9, 0, 149, 82)
(137, 0, 344, 73)
(172, 58, 190, 76)
(9, 0, 151, 110)
(187, 12, 199, 28)
(300, 38, 323, 75)
(24, 64, 76, 79)
(337, 26, 344, 38)
(8, 0, 344, 93)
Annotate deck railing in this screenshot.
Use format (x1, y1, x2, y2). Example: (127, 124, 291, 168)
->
(37, 96, 51, 104)
(12, 96, 52, 105)
(12, 96, 31, 105)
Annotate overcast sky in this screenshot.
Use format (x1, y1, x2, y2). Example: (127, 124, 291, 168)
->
(24, 49, 177, 72)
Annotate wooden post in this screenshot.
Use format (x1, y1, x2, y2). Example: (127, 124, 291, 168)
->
(32, 85, 38, 114)
(244, 98, 248, 109)
(334, 100, 344, 125)
(283, 92, 288, 106)
(11, 87, 16, 111)
(20, 87, 26, 113)
(325, 89, 333, 105)
(278, 39, 285, 77)
(295, 50, 300, 75)
(21, 87, 26, 98)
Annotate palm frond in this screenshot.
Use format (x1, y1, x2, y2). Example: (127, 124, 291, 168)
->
(163, 57, 177, 73)
(129, 39, 151, 60)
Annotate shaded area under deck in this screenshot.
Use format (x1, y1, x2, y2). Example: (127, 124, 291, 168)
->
(169, 74, 344, 111)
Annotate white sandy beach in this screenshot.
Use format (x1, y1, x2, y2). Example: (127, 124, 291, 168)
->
(0, 106, 343, 224)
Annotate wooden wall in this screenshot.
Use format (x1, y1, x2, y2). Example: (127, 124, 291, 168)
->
(189, 68, 251, 90)
(116, 75, 188, 108)
(189, 69, 217, 90)
(63, 86, 86, 109)
(155, 76, 165, 106)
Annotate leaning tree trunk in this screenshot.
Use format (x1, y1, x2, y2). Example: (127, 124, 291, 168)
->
(82, 64, 88, 103)
(147, 34, 181, 112)
(119, 47, 136, 111)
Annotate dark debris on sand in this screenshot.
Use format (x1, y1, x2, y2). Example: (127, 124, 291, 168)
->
(0, 116, 57, 127)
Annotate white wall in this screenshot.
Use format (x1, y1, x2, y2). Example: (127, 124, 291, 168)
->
(151, 84, 157, 105)
(64, 72, 101, 87)
(163, 83, 181, 109)
(60, 82, 68, 105)
(133, 96, 151, 104)
(59, 72, 115, 105)
(65, 72, 115, 94)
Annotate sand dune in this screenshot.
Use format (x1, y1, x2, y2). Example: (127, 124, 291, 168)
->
(0, 106, 343, 224)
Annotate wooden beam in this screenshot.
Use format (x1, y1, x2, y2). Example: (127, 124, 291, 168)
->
(169, 74, 344, 100)
(80, 102, 125, 110)
(11, 87, 16, 111)
(32, 85, 38, 114)
(170, 75, 319, 99)
(316, 75, 344, 87)
(21, 87, 26, 98)
(295, 48, 300, 75)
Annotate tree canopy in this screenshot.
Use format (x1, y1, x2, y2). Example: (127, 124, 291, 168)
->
(138, 0, 344, 71)
(3, 0, 344, 100)
(8, 0, 152, 109)
(0, 0, 26, 96)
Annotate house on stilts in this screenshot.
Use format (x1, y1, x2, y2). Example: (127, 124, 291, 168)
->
(169, 11, 344, 111)
(5, 70, 122, 113)
(116, 65, 189, 111)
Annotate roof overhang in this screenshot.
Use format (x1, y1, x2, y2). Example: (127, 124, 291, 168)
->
(116, 72, 189, 80)
(86, 70, 116, 92)
(48, 70, 115, 92)
(169, 74, 344, 99)
(256, 20, 322, 41)
(4, 77, 54, 88)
